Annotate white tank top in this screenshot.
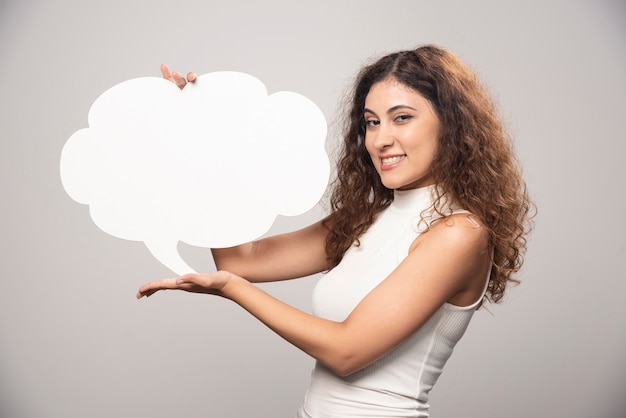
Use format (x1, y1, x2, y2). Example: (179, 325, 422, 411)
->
(297, 185, 490, 418)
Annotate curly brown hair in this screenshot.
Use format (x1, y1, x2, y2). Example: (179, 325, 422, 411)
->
(323, 45, 535, 304)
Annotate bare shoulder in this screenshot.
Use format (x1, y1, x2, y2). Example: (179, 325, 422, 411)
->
(407, 213, 491, 305)
(411, 213, 489, 254)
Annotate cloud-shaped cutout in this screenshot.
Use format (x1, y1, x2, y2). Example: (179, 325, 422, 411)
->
(60, 72, 329, 275)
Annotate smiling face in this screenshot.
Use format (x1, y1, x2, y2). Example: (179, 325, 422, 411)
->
(363, 78, 441, 191)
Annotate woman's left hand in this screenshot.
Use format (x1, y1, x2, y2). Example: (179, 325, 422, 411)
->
(136, 271, 238, 299)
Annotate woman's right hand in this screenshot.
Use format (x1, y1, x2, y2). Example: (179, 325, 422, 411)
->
(136, 270, 241, 299)
(161, 64, 196, 90)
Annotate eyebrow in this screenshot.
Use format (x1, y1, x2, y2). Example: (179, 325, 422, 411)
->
(363, 105, 417, 116)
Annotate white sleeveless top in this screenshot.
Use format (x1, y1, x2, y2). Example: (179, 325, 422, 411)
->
(297, 185, 489, 418)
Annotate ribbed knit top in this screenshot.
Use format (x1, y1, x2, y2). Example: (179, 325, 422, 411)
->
(297, 185, 488, 418)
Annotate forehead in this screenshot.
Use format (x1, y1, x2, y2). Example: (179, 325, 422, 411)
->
(364, 78, 430, 110)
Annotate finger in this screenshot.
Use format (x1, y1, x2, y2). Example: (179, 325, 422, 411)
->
(175, 274, 202, 289)
(171, 71, 187, 89)
(136, 288, 159, 299)
(186, 72, 197, 83)
(160, 63, 173, 81)
(136, 278, 179, 299)
(175, 274, 219, 295)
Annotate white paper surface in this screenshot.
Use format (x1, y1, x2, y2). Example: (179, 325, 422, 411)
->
(60, 72, 329, 275)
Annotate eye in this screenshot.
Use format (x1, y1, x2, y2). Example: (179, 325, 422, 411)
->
(364, 118, 380, 128)
(394, 114, 413, 123)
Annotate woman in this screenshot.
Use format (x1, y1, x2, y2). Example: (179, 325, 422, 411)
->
(138, 45, 534, 417)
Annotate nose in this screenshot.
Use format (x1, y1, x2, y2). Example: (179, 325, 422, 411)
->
(372, 124, 395, 149)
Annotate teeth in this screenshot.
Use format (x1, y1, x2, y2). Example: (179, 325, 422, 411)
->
(381, 156, 404, 165)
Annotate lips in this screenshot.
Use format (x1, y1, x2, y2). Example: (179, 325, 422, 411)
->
(380, 155, 406, 168)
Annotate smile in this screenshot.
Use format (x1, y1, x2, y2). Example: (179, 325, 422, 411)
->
(381, 155, 405, 166)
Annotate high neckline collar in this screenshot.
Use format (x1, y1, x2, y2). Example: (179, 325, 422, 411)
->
(390, 185, 435, 213)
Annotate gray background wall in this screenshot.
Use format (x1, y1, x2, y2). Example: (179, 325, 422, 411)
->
(1, 0, 625, 417)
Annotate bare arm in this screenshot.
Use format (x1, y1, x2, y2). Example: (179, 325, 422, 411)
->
(211, 219, 330, 282)
(137, 214, 490, 376)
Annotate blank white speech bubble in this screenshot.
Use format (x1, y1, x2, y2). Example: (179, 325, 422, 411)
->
(60, 72, 329, 275)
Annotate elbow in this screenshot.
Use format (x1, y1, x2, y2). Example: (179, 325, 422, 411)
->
(332, 364, 359, 377)
(318, 325, 376, 377)
(325, 351, 367, 377)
